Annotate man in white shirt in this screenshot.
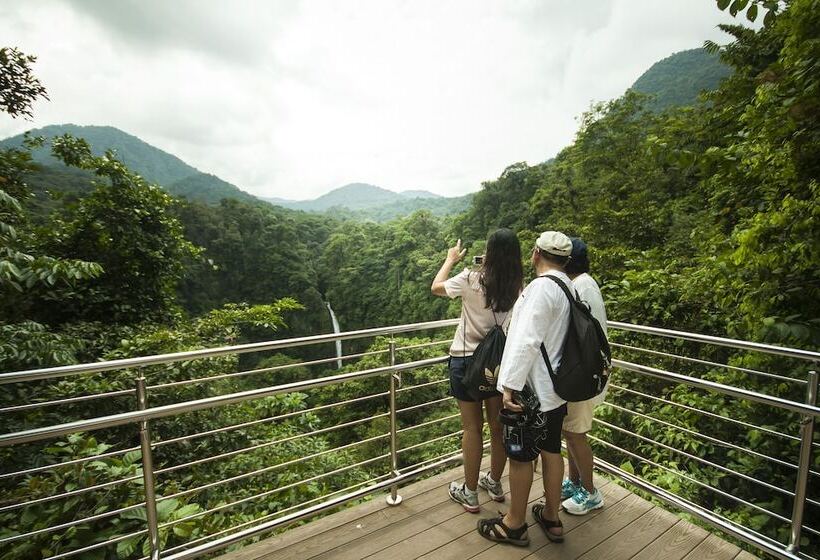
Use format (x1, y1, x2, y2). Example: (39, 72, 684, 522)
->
(561, 238, 609, 515)
(476, 231, 573, 546)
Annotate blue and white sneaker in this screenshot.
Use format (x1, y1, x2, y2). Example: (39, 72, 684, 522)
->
(562, 485, 604, 515)
(561, 478, 580, 500)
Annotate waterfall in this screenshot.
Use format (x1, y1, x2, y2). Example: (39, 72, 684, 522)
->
(325, 301, 343, 369)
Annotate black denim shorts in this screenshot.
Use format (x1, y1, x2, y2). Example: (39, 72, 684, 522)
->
(502, 403, 567, 462)
(448, 356, 476, 402)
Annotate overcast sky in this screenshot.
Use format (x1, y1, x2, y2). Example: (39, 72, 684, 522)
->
(0, 1, 741, 199)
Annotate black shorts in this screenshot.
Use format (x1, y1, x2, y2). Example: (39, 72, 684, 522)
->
(448, 356, 476, 402)
(503, 403, 567, 462)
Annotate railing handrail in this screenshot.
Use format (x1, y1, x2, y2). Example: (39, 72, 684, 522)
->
(0, 318, 461, 385)
(3, 319, 816, 386)
(0, 356, 447, 447)
(610, 321, 820, 362)
(613, 359, 820, 417)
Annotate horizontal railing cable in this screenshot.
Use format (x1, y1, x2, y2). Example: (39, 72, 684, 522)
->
(0, 387, 135, 414)
(396, 395, 453, 414)
(595, 417, 796, 500)
(610, 342, 807, 385)
(42, 527, 148, 560)
(397, 430, 463, 455)
(0, 472, 141, 514)
(610, 322, 820, 362)
(156, 433, 390, 504)
(397, 446, 477, 475)
(156, 473, 393, 559)
(154, 413, 389, 475)
(395, 339, 451, 352)
(0, 356, 448, 447)
(0, 319, 460, 384)
(0, 444, 141, 480)
(152, 390, 389, 449)
(397, 412, 461, 434)
(396, 378, 448, 393)
(601, 401, 813, 475)
(145, 348, 390, 391)
(593, 455, 807, 560)
(158, 454, 390, 530)
(0, 498, 146, 544)
(612, 359, 820, 417)
(588, 434, 794, 527)
(608, 383, 802, 443)
(161, 452, 465, 560)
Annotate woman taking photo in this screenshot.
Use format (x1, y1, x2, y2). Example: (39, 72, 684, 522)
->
(431, 228, 523, 512)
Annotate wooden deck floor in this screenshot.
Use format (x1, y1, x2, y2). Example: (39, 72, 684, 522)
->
(222, 462, 759, 560)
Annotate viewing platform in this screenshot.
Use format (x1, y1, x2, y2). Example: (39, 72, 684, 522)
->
(0, 319, 816, 560)
(222, 459, 759, 560)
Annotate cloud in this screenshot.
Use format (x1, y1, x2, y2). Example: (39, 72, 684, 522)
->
(0, 0, 746, 199)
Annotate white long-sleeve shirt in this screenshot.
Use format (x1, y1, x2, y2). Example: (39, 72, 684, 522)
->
(496, 270, 573, 412)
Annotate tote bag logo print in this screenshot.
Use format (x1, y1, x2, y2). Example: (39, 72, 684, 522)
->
(484, 365, 499, 386)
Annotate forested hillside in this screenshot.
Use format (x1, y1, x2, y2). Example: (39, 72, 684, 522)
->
(1, 0, 818, 558)
(630, 48, 732, 111)
(0, 124, 260, 204)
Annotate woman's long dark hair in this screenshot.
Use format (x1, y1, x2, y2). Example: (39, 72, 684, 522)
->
(479, 228, 523, 313)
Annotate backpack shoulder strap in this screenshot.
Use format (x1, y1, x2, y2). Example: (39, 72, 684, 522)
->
(541, 274, 579, 303)
(537, 274, 575, 381)
(540, 342, 555, 377)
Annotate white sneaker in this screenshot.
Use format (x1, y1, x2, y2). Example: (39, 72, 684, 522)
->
(561, 478, 579, 500)
(448, 482, 480, 513)
(478, 472, 505, 502)
(562, 485, 604, 515)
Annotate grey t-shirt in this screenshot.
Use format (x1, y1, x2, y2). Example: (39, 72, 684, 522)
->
(444, 268, 511, 357)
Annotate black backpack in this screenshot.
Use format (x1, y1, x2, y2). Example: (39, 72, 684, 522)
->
(538, 275, 611, 402)
(461, 315, 506, 401)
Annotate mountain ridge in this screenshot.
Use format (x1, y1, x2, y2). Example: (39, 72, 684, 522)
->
(0, 124, 260, 204)
(261, 183, 450, 212)
(629, 47, 732, 111)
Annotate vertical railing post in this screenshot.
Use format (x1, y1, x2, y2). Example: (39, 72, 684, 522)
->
(787, 369, 817, 553)
(136, 375, 161, 560)
(386, 337, 403, 505)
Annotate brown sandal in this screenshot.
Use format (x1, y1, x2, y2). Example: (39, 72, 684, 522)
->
(532, 503, 564, 543)
(477, 514, 530, 546)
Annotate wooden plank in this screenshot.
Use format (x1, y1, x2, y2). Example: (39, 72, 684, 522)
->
(680, 533, 741, 560)
(629, 520, 710, 560)
(305, 471, 512, 560)
(418, 478, 623, 560)
(733, 550, 760, 560)
(468, 481, 633, 560)
(230, 458, 493, 560)
(519, 493, 654, 559)
(219, 460, 752, 560)
(369, 471, 554, 560)
(575, 505, 679, 560)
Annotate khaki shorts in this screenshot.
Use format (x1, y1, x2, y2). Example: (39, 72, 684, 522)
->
(562, 399, 596, 433)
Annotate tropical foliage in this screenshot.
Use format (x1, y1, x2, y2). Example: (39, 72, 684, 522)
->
(1, 0, 818, 557)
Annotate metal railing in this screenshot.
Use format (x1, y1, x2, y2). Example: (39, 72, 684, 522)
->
(0, 319, 817, 560)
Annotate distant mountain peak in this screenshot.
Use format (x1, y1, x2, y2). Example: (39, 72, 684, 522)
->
(401, 190, 441, 199)
(0, 124, 259, 205)
(630, 47, 732, 112)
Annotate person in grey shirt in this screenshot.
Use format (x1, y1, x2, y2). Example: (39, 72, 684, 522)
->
(561, 237, 609, 515)
(432, 229, 523, 512)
